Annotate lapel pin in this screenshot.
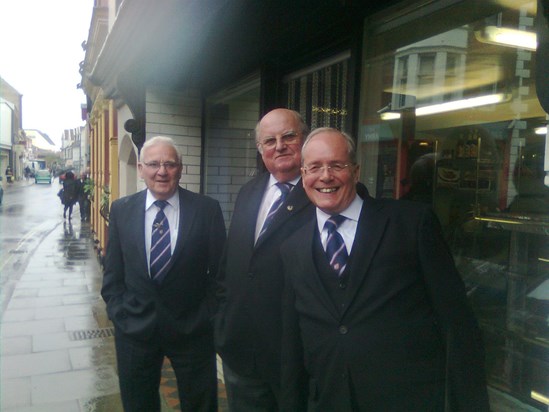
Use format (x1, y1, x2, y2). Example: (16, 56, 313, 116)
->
(287, 205, 294, 211)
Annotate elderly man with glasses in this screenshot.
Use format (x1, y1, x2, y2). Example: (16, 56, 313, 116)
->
(102, 135, 226, 412)
(214, 108, 314, 411)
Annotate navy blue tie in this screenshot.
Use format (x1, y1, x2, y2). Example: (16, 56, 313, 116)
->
(324, 215, 348, 276)
(150, 200, 171, 282)
(258, 182, 293, 240)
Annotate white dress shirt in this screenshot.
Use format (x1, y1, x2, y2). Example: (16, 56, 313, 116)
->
(254, 175, 300, 243)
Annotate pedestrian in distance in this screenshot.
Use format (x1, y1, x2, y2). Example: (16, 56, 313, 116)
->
(214, 108, 314, 412)
(62, 171, 79, 220)
(5, 166, 13, 183)
(279, 128, 490, 411)
(78, 172, 91, 221)
(102, 135, 226, 412)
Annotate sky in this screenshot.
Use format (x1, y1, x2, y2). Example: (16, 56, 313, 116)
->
(0, 0, 94, 149)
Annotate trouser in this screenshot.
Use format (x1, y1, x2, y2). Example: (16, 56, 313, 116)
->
(114, 329, 217, 412)
(222, 361, 279, 412)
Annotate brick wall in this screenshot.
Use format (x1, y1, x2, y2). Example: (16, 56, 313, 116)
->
(204, 98, 260, 226)
(146, 88, 203, 193)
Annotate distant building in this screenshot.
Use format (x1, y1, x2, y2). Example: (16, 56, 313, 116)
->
(61, 126, 86, 173)
(0, 76, 24, 181)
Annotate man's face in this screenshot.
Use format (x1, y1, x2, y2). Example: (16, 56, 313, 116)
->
(138, 143, 182, 200)
(301, 131, 359, 215)
(257, 109, 303, 182)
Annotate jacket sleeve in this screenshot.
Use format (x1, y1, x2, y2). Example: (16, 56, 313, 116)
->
(417, 207, 490, 411)
(206, 200, 226, 316)
(101, 200, 126, 320)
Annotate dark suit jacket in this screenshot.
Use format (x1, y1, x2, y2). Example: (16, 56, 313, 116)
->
(214, 172, 314, 386)
(101, 187, 226, 342)
(280, 195, 490, 411)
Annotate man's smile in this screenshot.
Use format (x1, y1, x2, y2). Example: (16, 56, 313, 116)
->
(317, 187, 338, 193)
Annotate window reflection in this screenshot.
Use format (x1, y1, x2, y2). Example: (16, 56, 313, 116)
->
(359, 0, 548, 409)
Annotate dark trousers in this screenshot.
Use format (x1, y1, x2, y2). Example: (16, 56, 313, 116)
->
(63, 202, 74, 218)
(78, 198, 90, 220)
(114, 329, 217, 412)
(222, 362, 279, 412)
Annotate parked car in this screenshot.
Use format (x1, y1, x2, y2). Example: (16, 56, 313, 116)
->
(35, 169, 52, 184)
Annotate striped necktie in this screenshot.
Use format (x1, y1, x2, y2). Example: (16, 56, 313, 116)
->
(324, 215, 348, 276)
(258, 182, 293, 240)
(150, 200, 171, 283)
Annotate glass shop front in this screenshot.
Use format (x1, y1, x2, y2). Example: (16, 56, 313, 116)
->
(357, 0, 548, 409)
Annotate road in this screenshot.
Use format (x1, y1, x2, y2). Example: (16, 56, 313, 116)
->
(0, 179, 67, 313)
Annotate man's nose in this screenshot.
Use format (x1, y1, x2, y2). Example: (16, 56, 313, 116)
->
(275, 138, 287, 151)
(157, 164, 169, 173)
(319, 166, 333, 180)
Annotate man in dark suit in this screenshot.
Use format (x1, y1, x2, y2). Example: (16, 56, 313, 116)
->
(280, 128, 490, 411)
(102, 136, 226, 412)
(215, 108, 313, 411)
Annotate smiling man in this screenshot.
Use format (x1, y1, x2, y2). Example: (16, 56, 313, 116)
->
(279, 128, 490, 411)
(102, 136, 226, 412)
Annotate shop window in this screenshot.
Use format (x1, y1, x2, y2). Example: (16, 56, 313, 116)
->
(285, 52, 350, 131)
(359, 0, 548, 409)
(204, 74, 260, 226)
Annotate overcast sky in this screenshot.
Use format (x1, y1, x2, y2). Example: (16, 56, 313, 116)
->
(0, 0, 94, 148)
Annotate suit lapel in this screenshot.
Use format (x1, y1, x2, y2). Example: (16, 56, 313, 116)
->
(244, 174, 269, 246)
(132, 191, 149, 277)
(342, 196, 388, 317)
(173, 188, 195, 255)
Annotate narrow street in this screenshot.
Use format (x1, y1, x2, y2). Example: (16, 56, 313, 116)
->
(0, 180, 227, 411)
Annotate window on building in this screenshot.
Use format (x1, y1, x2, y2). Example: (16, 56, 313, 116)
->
(285, 52, 350, 131)
(359, 0, 548, 409)
(203, 74, 260, 227)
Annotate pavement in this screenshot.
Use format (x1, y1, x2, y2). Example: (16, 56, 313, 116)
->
(0, 179, 227, 411)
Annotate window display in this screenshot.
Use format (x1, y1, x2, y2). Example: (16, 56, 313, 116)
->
(358, 0, 548, 409)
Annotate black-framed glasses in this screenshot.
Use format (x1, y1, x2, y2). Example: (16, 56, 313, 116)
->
(302, 163, 353, 175)
(258, 132, 301, 150)
(142, 161, 181, 171)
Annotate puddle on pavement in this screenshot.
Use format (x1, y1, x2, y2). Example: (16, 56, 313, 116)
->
(56, 222, 96, 266)
(2, 205, 24, 216)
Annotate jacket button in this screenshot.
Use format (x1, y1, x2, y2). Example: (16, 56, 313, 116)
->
(339, 325, 348, 334)
(338, 282, 346, 289)
(248, 272, 254, 279)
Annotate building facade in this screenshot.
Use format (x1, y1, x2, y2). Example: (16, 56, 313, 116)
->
(0, 76, 24, 183)
(82, 0, 548, 409)
(60, 126, 87, 174)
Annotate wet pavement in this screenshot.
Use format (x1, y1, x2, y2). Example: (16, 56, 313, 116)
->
(0, 180, 227, 411)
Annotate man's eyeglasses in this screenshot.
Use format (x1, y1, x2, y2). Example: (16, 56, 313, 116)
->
(302, 163, 353, 176)
(142, 161, 181, 171)
(258, 132, 300, 150)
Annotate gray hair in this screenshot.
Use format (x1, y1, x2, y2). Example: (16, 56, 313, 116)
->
(302, 127, 357, 165)
(139, 136, 181, 162)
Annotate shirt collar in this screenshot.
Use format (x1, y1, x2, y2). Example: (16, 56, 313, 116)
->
(145, 190, 179, 211)
(316, 193, 363, 230)
(268, 174, 301, 188)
